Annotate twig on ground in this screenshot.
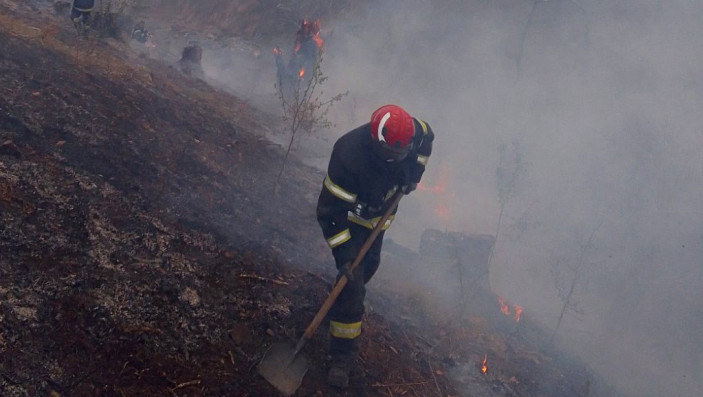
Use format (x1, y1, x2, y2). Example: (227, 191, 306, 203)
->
(233, 346, 252, 361)
(170, 379, 201, 392)
(415, 334, 433, 348)
(118, 361, 129, 376)
(371, 381, 429, 387)
(127, 255, 166, 273)
(122, 325, 162, 334)
(239, 273, 288, 286)
(426, 358, 442, 397)
(128, 255, 162, 264)
(305, 270, 332, 287)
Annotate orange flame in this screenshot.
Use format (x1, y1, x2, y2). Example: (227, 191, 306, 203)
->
(481, 354, 487, 374)
(498, 297, 511, 316)
(498, 297, 523, 323)
(435, 204, 450, 223)
(417, 162, 453, 225)
(298, 68, 305, 79)
(417, 181, 445, 194)
(295, 19, 323, 52)
(312, 32, 323, 48)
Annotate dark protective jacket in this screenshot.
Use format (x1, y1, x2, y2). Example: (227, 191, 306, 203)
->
(72, 0, 95, 12)
(316, 118, 434, 265)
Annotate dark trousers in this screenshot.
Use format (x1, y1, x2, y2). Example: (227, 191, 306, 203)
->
(329, 224, 384, 360)
(70, 8, 91, 22)
(71, 0, 94, 22)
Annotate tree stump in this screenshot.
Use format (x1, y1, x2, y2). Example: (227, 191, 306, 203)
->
(178, 44, 204, 78)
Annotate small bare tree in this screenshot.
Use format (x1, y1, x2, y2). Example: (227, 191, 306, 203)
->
(516, 0, 589, 78)
(488, 140, 526, 274)
(549, 220, 602, 345)
(273, 48, 347, 194)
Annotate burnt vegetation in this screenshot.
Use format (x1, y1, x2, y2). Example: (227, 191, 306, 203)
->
(1, 1, 621, 396)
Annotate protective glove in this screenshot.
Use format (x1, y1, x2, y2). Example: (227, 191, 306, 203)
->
(401, 182, 417, 195)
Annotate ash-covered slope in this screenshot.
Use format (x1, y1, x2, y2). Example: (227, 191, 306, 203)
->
(0, 2, 622, 397)
(0, 4, 459, 397)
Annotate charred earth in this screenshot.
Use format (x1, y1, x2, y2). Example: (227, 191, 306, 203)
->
(1, 1, 621, 397)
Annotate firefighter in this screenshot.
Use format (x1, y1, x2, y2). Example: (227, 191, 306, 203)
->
(70, 0, 95, 25)
(291, 19, 321, 76)
(131, 20, 151, 44)
(316, 104, 434, 387)
(274, 19, 322, 98)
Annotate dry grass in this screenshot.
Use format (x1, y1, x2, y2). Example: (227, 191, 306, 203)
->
(0, 13, 151, 82)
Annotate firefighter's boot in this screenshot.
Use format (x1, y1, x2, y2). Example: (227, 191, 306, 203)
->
(327, 336, 357, 388)
(327, 358, 352, 388)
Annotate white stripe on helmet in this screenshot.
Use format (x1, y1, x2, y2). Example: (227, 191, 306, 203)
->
(377, 112, 391, 143)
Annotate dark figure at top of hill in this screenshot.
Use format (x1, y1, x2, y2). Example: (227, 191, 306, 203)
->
(273, 19, 323, 99)
(131, 20, 152, 44)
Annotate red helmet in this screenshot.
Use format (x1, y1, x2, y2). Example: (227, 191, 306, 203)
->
(370, 105, 415, 162)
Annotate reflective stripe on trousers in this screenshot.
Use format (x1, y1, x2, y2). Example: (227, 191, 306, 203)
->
(329, 320, 362, 339)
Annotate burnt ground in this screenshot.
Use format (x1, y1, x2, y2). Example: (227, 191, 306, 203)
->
(1, 2, 619, 397)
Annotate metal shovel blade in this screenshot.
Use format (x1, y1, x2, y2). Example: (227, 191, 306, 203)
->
(257, 342, 309, 396)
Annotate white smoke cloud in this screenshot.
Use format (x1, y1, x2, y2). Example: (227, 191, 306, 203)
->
(198, 1, 703, 396)
(319, 2, 703, 397)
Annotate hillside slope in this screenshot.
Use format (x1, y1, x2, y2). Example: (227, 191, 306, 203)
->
(1, 2, 617, 397)
(0, 4, 458, 397)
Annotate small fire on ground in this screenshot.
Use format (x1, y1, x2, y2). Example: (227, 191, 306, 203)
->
(481, 354, 488, 374)
(498, 296, 523, 322)
(417, 162, 452, 225)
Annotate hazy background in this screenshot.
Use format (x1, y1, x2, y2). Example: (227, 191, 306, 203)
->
(202, 1, 703, 396)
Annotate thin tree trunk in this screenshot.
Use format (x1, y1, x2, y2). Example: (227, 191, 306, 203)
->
(550, 223, 600, 344)
(516, 0, 538, 79)
(486, 201, 505, 274)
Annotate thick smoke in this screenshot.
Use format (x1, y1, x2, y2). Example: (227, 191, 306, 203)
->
(202, 1, 703, 396)
(323, 2, 703, 396)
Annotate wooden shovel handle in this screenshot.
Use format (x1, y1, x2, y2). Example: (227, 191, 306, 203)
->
(302, 191, 403, 339)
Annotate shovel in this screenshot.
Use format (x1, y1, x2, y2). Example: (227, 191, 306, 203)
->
(257, 191, 404, 396)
